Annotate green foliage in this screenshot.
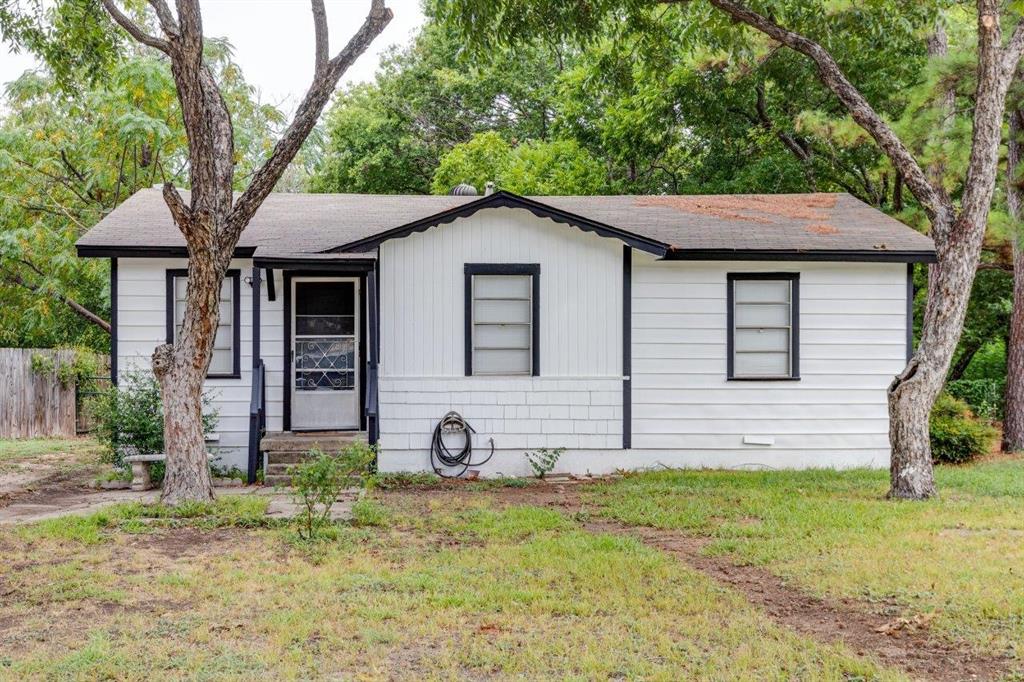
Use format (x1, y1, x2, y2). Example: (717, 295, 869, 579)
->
(946, 378, 1006, 422)
(524, 447, 565, 479)
(30, 349, 101, 388)
(432, 133, 607, 195)
(0, 44, 286, 351)
(289, 443, 377, 540)
(89, 370, 218, 468)
(929, 393, 998, 465)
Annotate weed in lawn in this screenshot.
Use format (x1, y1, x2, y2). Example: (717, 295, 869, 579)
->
(365, 471, 440, 489)
(351, 498, 391, 527)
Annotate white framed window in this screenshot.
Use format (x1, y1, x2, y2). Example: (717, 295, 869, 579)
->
(727, 273, 799, 380)
(166, 269, 240, 378)
(464, 264, 540, 376)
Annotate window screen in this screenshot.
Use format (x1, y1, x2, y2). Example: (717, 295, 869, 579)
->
(170, 271, 237, 377)
(729, 275, 798, 379)
(471, 274, 533, 375)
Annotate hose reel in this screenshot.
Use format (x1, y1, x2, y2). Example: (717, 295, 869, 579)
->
(430, 410, 494, 478)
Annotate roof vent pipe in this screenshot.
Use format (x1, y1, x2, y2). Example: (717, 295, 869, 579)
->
(449, 182, 478, 196)
(484, 181, 496, 196)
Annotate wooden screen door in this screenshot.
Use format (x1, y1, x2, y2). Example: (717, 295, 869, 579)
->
(291, 278, 360, 430)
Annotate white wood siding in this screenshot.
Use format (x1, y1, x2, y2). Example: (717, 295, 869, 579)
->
(380, 207, 623, 377)
(377, 207, 625, 474)
(117, 257, 260, 470)
(629, 256, 906, 467)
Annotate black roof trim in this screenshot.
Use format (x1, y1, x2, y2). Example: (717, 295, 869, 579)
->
(77, 245, 258, 259)
(324, 190, 671, 257)
(665, 248, 937, 263)
(252, 257, 376, 271)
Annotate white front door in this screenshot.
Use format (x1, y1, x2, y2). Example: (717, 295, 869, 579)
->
(291, 278, 360, 430)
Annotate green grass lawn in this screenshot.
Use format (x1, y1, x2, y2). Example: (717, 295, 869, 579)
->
(585, 459, 1024, 659)
(0, 496, 901, 680)
(2, 459, 1021, 679)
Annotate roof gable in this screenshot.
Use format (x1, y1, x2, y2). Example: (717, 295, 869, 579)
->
(325, 190, 671, 257)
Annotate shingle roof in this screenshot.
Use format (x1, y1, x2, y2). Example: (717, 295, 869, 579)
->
(76, 188, 935, 261)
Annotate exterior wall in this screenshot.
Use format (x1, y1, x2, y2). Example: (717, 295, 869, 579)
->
(260, 269, 285, 434)
(117, 257, 258, 470)
(377, 238, 908, 475)
(376, 207, 625, 476)
(628, 256, 906, 470)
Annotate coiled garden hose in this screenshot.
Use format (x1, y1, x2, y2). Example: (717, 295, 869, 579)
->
(430, 410, 494, 478)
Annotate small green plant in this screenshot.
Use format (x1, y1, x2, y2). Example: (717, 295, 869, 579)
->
(524, 447, 565, 479)
(290, 442, 376, 540)
(89, 370, 218, 470)
(930, 393, 998, 464)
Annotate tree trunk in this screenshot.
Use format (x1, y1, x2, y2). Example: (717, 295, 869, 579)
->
(151, 254, 224, 503)
(1003, 110, 1024, 451)
(154, 345, 215, 503)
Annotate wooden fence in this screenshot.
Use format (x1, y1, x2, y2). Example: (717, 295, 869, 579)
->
(0, 348, 110, 439)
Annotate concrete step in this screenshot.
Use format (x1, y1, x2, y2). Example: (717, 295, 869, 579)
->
(263, 474, 293, 487)
(260, 431, 367, 453)
(264, 450, 323, 465)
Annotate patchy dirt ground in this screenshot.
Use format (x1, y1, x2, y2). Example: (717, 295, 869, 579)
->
(0, 439, 105, 507)
(382, 479, 1016, 682)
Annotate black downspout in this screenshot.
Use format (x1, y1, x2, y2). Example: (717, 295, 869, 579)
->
(367, 259, 380, 445)
(622, 246, 632, 450)
(247, 266, 263, 484)
(110, 257, 118, 386)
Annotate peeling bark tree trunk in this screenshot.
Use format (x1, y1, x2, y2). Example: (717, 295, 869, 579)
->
(1003, 110, 1024, 452)
(708, 0, 1024, 499)
(101, 0, 392, 503)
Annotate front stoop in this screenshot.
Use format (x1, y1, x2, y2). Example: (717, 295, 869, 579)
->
(260, 431, 368, 486)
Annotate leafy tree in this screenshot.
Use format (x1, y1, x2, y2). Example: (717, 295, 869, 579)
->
(0, 42, 286, 352)
(431, 132, 606, 195)
(310, 16, 567, 194)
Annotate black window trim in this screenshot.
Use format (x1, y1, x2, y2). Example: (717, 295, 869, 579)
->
(464, 263, 541, 377)
(726, 272, 800, 382)
(166, 268, 242, 379)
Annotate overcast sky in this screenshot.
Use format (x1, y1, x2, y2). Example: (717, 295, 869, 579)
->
(0, 0, 426, 109)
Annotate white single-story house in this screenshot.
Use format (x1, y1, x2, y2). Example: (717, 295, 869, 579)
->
(76, 187, 935, 482)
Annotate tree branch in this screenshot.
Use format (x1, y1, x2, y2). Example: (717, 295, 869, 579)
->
(161, 182, 193, 236)
(147, 0, 179, 38)
(706, 0, 949, 227)
(0, 268, 111, 334)
(312, 0, 329, 74)
(227, 0, 392, 244)
(100, 0, 170, 53)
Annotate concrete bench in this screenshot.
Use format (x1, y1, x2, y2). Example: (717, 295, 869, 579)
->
(123, 453, 166, 491)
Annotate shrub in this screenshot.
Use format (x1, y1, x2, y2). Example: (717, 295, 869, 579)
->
(930, 393, 998, 464)
(289, 442, 377, 540)
(946, 378, 1005, 421)
(525, 447, 565, 479)
(90, 370, 218, 470)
